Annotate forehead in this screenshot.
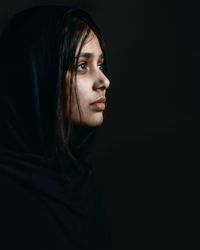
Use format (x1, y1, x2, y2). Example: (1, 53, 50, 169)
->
(77, 31, 103, 57)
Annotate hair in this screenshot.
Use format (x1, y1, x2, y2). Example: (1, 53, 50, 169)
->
(54, 9, 108, 166)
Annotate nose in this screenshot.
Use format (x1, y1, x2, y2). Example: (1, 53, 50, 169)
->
(94, 70, 110, 91)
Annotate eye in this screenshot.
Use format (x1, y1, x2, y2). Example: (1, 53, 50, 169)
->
(76, 62, 87, 72)
(98, 63, 104, 71)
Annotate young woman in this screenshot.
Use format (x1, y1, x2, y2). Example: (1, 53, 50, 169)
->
(0, 5, 111, 250)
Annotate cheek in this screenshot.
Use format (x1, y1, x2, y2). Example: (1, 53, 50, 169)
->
(70, 86, 87, 117)
(75, 80, 91, 107)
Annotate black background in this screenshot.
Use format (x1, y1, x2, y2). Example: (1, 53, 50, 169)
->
(1, 0, 199, 248)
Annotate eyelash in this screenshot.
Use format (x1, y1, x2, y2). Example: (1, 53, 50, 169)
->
(76, 62, 104, 73)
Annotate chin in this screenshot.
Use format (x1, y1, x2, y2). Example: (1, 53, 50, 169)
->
(83, 114, 104, 127)
(71, 112, 104, 127)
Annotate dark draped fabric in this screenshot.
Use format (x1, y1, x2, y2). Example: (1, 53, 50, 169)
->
(0, 5, 111, 250)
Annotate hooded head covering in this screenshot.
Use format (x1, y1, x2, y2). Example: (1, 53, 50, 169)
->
(0, 5, 111, 250)
(0, 5, 98, 160)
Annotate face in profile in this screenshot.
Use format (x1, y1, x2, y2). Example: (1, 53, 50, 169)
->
(65, 31, 110, 127)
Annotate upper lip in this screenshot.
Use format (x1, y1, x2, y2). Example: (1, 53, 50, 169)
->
(91, 96, 106, 104)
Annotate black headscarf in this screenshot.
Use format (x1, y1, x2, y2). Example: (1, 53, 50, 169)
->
(0, 5, 111, 250)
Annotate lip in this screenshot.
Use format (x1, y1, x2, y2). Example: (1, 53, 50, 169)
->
(90, 96, 106, 111)
(91, 96, 106, 104)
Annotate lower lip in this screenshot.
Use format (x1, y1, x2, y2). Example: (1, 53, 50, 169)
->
(90, 102, 106, 111)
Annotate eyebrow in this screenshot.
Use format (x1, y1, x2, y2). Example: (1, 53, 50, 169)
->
(77, 52, 104, 59)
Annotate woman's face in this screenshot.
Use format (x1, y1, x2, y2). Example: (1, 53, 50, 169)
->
(65, 31, 110, 127)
